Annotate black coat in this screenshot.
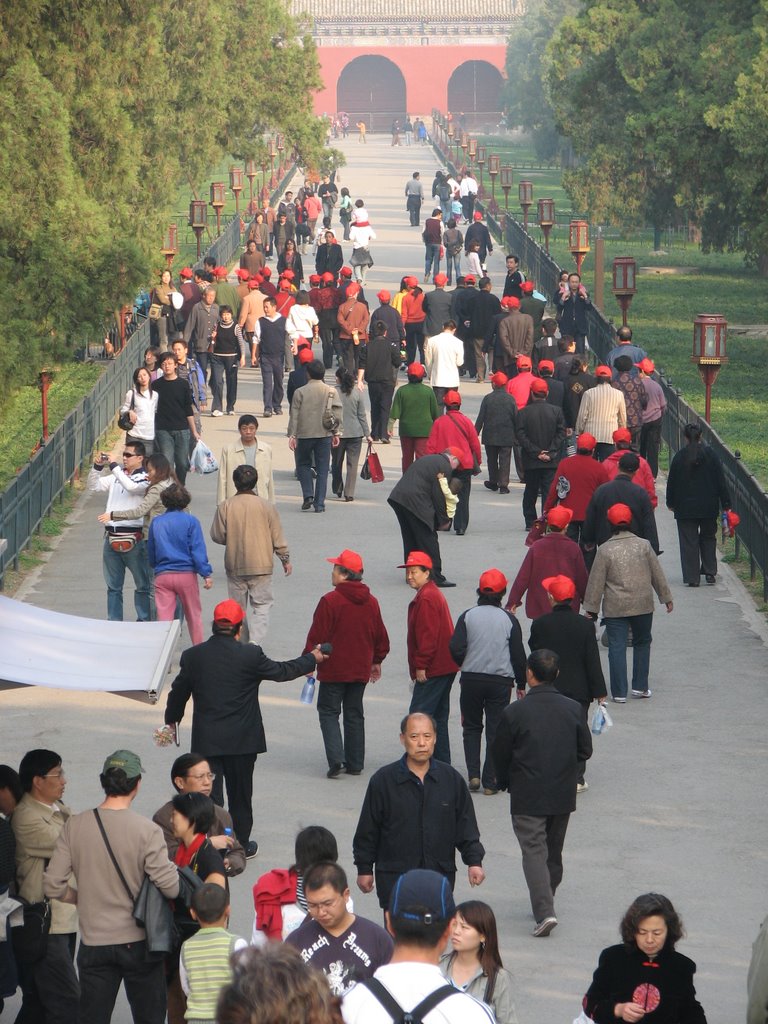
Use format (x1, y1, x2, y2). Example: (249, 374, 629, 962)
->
(556, 291, 592, 336)
(529, 606, 606, 704)
(543, 377, 565, 410)
(584, 944, 706, 1024)
(422, 289, 454, 339)
(515, 399, 565, 470)
(491, 684, 593, 815)
(562, 370, 596, 428)
(583, 475, 660, 552)
(467, 290, 502, 340)
(666, 443, 730, 520)
(449, 287, 478, 340)
(164, 635, 316, 756)
(388, 453, 451, 527)
(315, 243, 344, 278)
(352, 755, 484, 905)
(463, 222, 493, 262)
(369, 304, 405, 343)
(474, 389, 517, 447)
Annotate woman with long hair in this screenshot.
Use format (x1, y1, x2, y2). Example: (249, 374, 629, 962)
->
(101, 452, 175, 533)
(583, 893, 707, 1023)
(150, 268, 178, 347)
(440, 900, 519, 1023)
(666, 422, 731, 586)
(331, 367, 370, 502)
(277, 238, 305, 286)
(120, 366, 158, 455)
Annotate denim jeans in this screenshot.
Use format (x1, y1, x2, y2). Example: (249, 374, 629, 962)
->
(209, 354, 239, 414)
(155, 429, 191, 484)
(317, 681, 367, 770)
(409, 672, 456, 764)
(424, 244, 441, 278)
(78, 940, 167, 1024)
(603, 613, 653, 697)
(446, 253, 461, 284)
(260, 353, 284, 412)
(102, 537, 151, 621)
(296, 436, 332, 510)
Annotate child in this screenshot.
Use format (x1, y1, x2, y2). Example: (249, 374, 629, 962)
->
(437, 471, 459, 521)
(179, 883, 247, 1024)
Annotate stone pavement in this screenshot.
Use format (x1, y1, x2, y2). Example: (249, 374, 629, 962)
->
(2, 133, 768, 1022)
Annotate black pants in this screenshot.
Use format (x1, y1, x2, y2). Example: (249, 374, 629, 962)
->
(260, 353, 284, 413)
(388, 499, 444, 581)
(319, 327, 337, 368)
(452, 468, 473, 533)
(15, 933, 79, 1024)
(317, 681, 367, 770)
(337, 338, 357, 374)
(522, 467, 555, 527)
(210, 355, 239, 414)
(640, 418, 663, 477)
(595, 442, 614, 462)
(460, 678, 512, 789)
(676, 517, 718, 584)
(78, 940, 166, 1024)
(485, 445, 512, 489)
(405, 324, 425, 365)
(368, 381, 395, 440)
(406, 195, 422, 226)
(209, 752, 258, 845)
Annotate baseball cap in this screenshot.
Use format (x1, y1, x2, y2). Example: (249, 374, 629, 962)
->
(490, 371, 508, 386)
(521, 280, 534, 294)
(389, 869, 456, 923)
(235, 268, 250, 280)
(347, 283, 361, 296)
(538, 359, 554, 373)
(340, 266, 353, 278)
(547, 506, 573, 529)
(433, 272, 448, 286)
(213, 599, 245, 626)
(577, 433, 597, 451)
(214, 266, 228, 279)
(309, 273, 321, 285)
(326, 549, 363, 573)
(281, 269, 295, 281)
(516, 355, 532, 370)
(636, 358, 655, 374)
(530, 378, 548, 395)
(595, 365, 612, 379)
(613, 428, 632, 444)
(261, 267, 272, 278)
(298, 348, 315, 364)
(404, 276, 419, 288)
(479, 568, 507, 594)
(179, 267, 193, 279)
(397, 551, 434, 569)
(102, 750, 144, 777)
(321, 271, 335, 283)
(407, 362, 426, 378)
(542, 575, 577, 602)
(377, 290, 391, 302)
(463, 275, 476, 285)
(473, 212, 483, 221)
(502, 296, 520, 310)
(443, 390, 461, 406)
(607, 502, 633, 526)
(445, 446, 464, 461)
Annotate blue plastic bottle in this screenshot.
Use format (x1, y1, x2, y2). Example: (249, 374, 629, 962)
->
(300, 675, 316, 705)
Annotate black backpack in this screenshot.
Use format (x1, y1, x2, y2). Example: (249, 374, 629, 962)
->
(358, 979, 459, 1024)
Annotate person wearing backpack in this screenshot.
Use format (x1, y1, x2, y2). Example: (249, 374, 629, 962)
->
(341, 869, 494, 1024)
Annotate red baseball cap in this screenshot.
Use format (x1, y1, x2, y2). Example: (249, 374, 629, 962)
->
(377, 290, 391, 302)
(279, 279, 292, 292)
(443, 390, 462, 406)
(235, 268, 250, 281)
(521, 281, 534, 294)
(248, 276, 261, 289)
(214, 266, 228, 279)
(530, 378, 548, 395)
(490, 371, 508, 386)
(213, 599, 245, 626)
(347, 283, 361, 296)
(321, 271, 335, 283)
(326, 549, 363, 573)
(479, 568, 507, 594)
(595, 365, 612, 378)
(577, 432, 597, 451)
(446, 446, 464, 460)
(636, 358, 655, 374)
(517, 355, 532, 370)
(397, 551, 433, 569)
(613, 428, 632, 444)
(547, 506, 573, 529)
(473, 211, 483, 221)
(281, 269, 295, 281)
(179, 267, 193, 279)
(309, 273, 321, 285)
(404, 276, 419, 288)
(261, 267, 272, 278)
(607, 502, 633, 526)
(340, 266, 353, 278)
(502, 296, 521, 310)
(433, 273, 448, 286)
(407, 362, 426, 378)
(542, 575, 577, 602)
(538, 359, 554, 373)
(463, 275, 476, 285)
(298, 348, 315, 364)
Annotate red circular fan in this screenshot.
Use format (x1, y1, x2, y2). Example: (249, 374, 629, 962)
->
(633, 983, 661, 1012)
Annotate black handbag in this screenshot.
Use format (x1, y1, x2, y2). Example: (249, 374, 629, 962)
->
(118, 390, 135, 431)
(11, 896, 51, 964)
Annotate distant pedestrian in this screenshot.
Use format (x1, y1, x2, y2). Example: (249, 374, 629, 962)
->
(423, 209, 443, 283)
(287, 359, 343, 514)
(475, 371, 517, 493)
(637, 358, 667, 478)
(507, 506, 588, 619)
(388, 362, 440, 472)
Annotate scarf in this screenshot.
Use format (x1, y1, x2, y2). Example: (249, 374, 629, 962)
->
(174, 832, 206, 868)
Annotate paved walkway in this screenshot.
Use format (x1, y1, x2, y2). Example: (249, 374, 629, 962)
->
(3, 134, 768, 1022)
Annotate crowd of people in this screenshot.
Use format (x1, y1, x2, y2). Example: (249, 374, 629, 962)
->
(0, 151, 753, 1024)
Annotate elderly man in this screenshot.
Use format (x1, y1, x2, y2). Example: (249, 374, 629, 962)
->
(496, 297, 534, 376)
(183, 285, 219, 379)
(217, 415, 274, 505)
(287, 359, 343, 513)
(575, 365, 627, 461)
(515, 378, 566, 530)
(353, 713, 485, 911)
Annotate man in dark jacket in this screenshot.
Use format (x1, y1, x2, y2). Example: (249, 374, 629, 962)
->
(502, 254, 526, 299)
(165, 599, 326, 856)
(464, 212, 493, 265)
(467, 276, 501, 383)
(305, 549, 390, 778)
(353, 712, 485, 909)
(369, 290, 405, 352)
(582, 452, 660, 553)
(519, 280, 545, 335)
(529, 576, 606, 791)
(474, 371, 517, 493)
(515, 379, 566, 528)
(449, 276, 478, 376)
(358, 321, 402, 441)
(314, 230, 344, 279)
(492, 649, 592, 936)
(388, 450, 461, 587)
(555, 273, 592, 353)
(422, 273, 454, 339)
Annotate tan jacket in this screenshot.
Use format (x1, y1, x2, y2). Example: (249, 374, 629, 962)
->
(337, 299, 369, 341)
(210, 492, 289, 576)
(152, 800, 245, 876)
(238, 289, 266, 333)
(287, 379, 343, 439)
(13, 793, 78, 934)
(583, 532, 673, 618)
(217, 439, 274, 505)
(497, 310, 534, 364)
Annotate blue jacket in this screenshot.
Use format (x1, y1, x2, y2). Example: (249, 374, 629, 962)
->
(148, 510, 213, 577)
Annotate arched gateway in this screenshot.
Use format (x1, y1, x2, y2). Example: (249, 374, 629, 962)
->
(337, 55, 407, 132)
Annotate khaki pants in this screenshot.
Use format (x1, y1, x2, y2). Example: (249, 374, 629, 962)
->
(227, 573, 274, 645)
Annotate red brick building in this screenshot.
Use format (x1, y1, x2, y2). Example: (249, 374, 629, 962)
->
(290, 0, 520, 130)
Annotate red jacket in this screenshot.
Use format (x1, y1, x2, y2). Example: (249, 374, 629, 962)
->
(507, 532, 588, 620)
(407, 581, 458, 678)
(252, 868, 298, 941)
(543, 454, 609, 521)
(426, 411, 481, 471)
(402, 291, 426, 326)
(305, 581, 389, 682)
(506, 371, 534, 409)
(602, 450, 658, 507)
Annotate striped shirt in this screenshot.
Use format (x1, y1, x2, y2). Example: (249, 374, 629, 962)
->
(180, 927, 246, 1019)
(575, 382, 627, 443)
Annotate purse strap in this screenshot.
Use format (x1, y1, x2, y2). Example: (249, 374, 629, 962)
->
(93, 809, 136, 903)
(447, 411, 477, 457)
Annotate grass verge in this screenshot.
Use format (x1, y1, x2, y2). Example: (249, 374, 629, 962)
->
(1, 480, 83, 595)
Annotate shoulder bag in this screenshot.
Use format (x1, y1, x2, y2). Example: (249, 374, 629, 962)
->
(10, 893, 51, 964)
(448, 412, 482, 475)
(322, 388, 340, 432)
(118, 390, 135, 431)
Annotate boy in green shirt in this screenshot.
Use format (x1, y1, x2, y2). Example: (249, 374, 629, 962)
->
(179, 883, 246, 1024)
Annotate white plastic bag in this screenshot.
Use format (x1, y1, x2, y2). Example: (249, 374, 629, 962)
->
(573, 1010, 595, 1024)
(190, 439, 218, 475)
(590, 703, 613, 736)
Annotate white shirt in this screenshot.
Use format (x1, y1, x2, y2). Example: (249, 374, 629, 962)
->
(424, 332, 464, 388)
(349, 223, 376, 250)
(342, 962, 494, 1024)
(286, 304, 319, 345)
(88, 465, 149, 528)
(459, 176, 478, 197)
(119, 387, 158, 441)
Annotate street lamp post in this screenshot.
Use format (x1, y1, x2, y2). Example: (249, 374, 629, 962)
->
(468, 138, 477, 178)
(276, 134, 285, 179)
(210, 182, 226, 235)
(38, 370, 54, 444)
(692, 314, 728, 423)
(499, 166, 513, 209)
(189, 200, 208, 258)
(519, 180, 533, 232)
(488, 154, 500, 202)
(268, 138, 276, 188)
(538, 198, 555, 253)
(476, 145, 486, 194)
(612, 256, 637, 326)
(245, 160, 257, 214)
(229, 166, 244, 217)
(160, 224, 178, 270)
(569, 219, 590, 275)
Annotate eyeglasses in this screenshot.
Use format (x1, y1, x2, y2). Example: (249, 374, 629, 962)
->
(186, 772, 216, 782)
(42, 770, 66, 779)
(307, 894, 342, 913)
(123, 452, 142, 458)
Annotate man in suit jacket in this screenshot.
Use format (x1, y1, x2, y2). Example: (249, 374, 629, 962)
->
(164, 600, 326, 857)
(528, 576, 606, 791)
(492, 649, 592, 937)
